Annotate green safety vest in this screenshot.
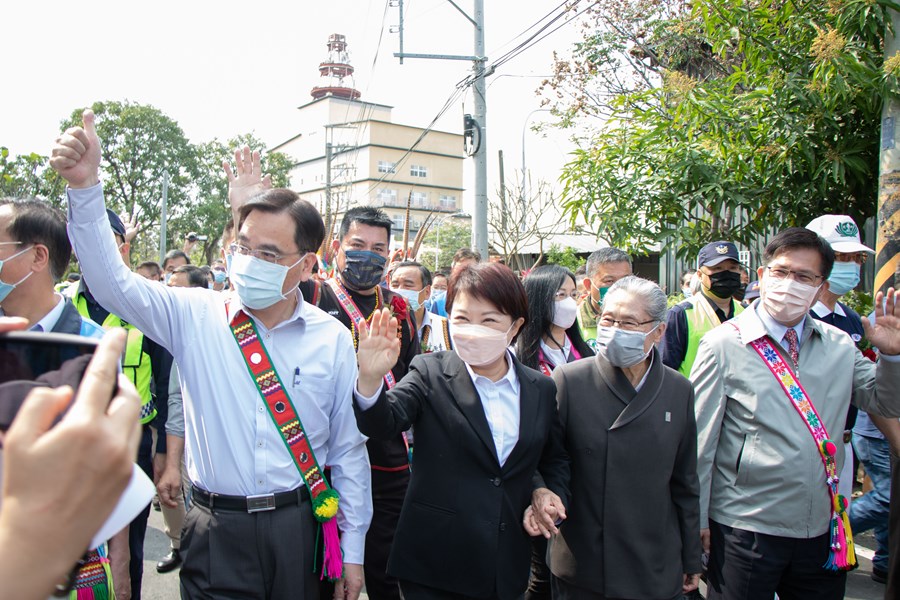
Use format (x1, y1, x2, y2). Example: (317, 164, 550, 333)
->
(73, 292, 156, 424)
(577, 298, 600, 352)
(679, 294, 744, 377)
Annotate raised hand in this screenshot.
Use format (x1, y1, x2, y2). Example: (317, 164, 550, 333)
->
(50, 109, 101, 189)
(223, 146, 273, 215)
(120, 213, 141, 244)
(356, 308, 401, 397)
(862, 288, 900, 355)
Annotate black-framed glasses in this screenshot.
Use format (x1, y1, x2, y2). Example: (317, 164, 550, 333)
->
(598, 316, 658, 331)
(229, 243, 301, 264)
(765, 266, 824, 286)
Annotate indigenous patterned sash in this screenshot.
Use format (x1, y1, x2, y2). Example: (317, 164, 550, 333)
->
(325, 279, 396, 389)
(230, 309, 343, 581)
(68, 547, 112, 599)
(739, 326, 857, 571)
(537, 338, 582, 377)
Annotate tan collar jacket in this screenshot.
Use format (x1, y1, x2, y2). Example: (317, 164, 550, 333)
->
(690, 302, 900, 538)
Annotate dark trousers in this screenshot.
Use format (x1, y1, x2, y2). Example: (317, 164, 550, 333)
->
(887, 452, 900, 599)
(524, 536, 551, 600)
(706, 520, 846, 600)
(550, 575, 680, 600)
(128, 426, 153, 599)
(179, 497, 318, 599)
(400, 579, 501, 600)
(365, 469, 409, 600)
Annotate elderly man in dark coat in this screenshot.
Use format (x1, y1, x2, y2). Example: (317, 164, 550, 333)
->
(547, 276, 702, 600)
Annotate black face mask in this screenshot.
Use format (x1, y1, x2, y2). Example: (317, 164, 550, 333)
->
(706, 270, 743, 299)
(733, 282, 748, 301)
(340, 250, 387, 291)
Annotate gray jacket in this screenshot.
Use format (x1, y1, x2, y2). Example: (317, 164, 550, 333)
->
(691, 302, 900, 538)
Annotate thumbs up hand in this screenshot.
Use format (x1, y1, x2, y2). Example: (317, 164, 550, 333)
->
(50, 109, 102, 189)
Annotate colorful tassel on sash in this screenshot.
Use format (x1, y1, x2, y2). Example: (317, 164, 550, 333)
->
(320, 518, 343, 581)
(70, 549, 112, 600)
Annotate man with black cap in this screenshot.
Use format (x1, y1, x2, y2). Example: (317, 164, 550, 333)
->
(66, 208, 172, 599)
(663, 241, 745, 375)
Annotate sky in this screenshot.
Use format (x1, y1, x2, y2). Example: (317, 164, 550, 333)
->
(2, 1, 589, 212)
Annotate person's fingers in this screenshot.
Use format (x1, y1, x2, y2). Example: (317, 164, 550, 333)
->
(3, 386, 73, 447)
(875, 290, 885, 319)
(69, 329, 128, 418)
(554, 502, 567, 521)
(223, 160, 235, 183)
(0, 316, 29, 332)
(889, 287, 897, 318)
(52, 145, 84, 163)
(251, 150, 262, 176)
(82, 109, 97, 138)
(262, 174, 272, 189)
(241, 146, 252, 174)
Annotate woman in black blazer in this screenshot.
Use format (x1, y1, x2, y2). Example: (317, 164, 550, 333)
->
(354, 263, 570, 600)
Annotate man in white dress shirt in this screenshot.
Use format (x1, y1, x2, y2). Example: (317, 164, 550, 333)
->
(51, 110, 371, 600)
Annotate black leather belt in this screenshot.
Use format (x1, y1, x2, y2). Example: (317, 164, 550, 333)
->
(192, 485, 309, 513)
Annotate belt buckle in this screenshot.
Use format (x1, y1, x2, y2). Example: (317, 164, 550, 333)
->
(246, 493, 277, 513)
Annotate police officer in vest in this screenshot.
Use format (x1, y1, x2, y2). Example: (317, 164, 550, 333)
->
(67, 209, 172, 600)
(663, 241, 745, 375)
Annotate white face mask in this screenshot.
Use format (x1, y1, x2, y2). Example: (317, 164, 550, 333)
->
(596, 324, 658, 368)
(762, 277, 820, 324)
(551, 297, 578, 329)
(450, 322, 513, 367)
(230, 252, 305, 310)
(390, 287, 425, 313)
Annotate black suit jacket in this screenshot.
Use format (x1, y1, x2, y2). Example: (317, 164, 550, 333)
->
(354, 351, 570, 599)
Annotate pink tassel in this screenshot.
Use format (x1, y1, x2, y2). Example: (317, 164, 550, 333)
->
(320, 519, 343, 581)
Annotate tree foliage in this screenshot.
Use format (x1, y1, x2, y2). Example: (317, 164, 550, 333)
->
(0, 147, 66, 209)
(419, 220, 473, 272)
(545, 0, 900, 258)
(489, 177, 565, 272)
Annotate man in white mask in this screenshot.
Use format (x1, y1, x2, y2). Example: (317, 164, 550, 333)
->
(52, 112, 371, 600)
(691, 227, 900, 599)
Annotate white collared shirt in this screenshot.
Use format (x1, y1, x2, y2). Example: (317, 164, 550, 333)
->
(811, 301, 846, 319)
(356, 351, 522, 466)
(66, 184, 372, 563)
(463, 351, 521, 466)
(539, 337, 571, 369)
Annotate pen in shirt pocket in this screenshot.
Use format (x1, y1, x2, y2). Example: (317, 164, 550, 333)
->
(293, 367, 301, 387)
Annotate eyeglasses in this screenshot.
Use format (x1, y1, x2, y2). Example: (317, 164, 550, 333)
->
(765, 266, 824, 286)
(834, 251, 868, 265)
(598, 316, 658, 331)
(554, 290, 579, 301)
(229, 243, 301, 264)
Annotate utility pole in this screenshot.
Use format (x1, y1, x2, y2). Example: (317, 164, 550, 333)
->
(159, 170, 169, 264)
(393, 0, 489, 260)
(498, 149, 507, 233)
(325, 142, 333, 230)
(877, 8, 900, 294)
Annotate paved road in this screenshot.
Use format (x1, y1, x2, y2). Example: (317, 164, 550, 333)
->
(139, 507, 885, 599)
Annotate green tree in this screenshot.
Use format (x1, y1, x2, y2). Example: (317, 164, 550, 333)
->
(59, 101, 200, 263)
(544, 245, 586, 272)
(169, 135, 293, 265)
(545, 0, 900, 258)
(419, 220, 473, 271)
(0, 147, 66, 207)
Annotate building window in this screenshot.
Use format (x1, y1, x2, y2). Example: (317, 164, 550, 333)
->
(410, 165, 428, 178)
(439, 195, 457, 210)
(378, 161, 397, 174)
(410, 191, 428, 208)
(377, 188, 398, 204)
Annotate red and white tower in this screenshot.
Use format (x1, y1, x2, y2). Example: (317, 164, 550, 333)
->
(310, 33, 362, 101)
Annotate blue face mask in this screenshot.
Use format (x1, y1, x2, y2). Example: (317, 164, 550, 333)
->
(0, 245, 34, 304)
(230, 252, 305, 310)
(827, 261, 860, 296)
(225, 253, 233, 275)
(213, 270, 227, 284)
(391, 287, 425, 312)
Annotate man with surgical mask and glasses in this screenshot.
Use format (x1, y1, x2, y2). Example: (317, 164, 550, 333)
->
(691, 227, 900, 600)
(389, 260, 452, 353)
(299, 206, 420, 600)
(52, 112, 372, 600)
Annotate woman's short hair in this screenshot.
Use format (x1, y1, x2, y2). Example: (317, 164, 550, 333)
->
(604, 275, 668, 323)
(447, 262, 528, 341)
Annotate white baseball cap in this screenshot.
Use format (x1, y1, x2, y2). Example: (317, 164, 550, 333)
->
(805, 215, 874, 254)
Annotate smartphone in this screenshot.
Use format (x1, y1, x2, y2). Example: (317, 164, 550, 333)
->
(0, 331, 101, 431)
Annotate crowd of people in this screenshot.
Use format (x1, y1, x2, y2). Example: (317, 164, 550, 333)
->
(2, 108, 900, 600)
